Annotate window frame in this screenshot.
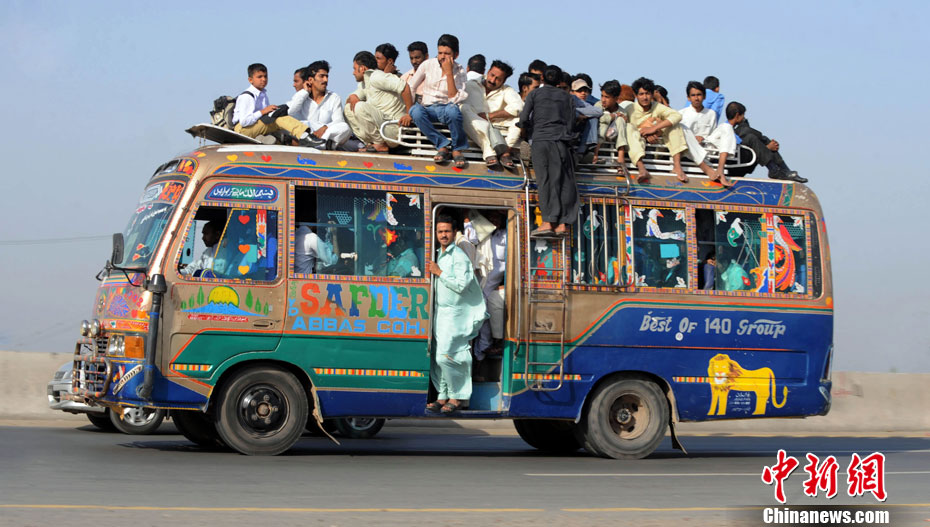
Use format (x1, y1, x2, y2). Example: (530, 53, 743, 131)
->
(566, 197, 633, 290)
(287, 180, 430, 283)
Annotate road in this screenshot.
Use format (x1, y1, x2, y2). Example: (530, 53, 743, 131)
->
(1, 421, 928, 526)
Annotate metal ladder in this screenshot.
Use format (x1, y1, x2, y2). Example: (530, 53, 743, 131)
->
(523, 186, 569, 392)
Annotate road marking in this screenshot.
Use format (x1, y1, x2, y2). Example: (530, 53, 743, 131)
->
(526, 471, 930, 477)
(0, 505, 543, 513)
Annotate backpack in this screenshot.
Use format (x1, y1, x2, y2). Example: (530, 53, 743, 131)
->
(210, 91, 253, 129)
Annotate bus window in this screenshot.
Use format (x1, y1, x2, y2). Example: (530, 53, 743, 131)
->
(697, 209, 807, 294)
(632, 206, 688, 288)
(201, 208, 279, 282)
(297, 186, 424, 278)
(571, 200, 623, 285)
(177, 206, 228, 277)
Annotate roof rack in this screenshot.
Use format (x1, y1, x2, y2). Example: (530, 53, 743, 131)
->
(577, 143, 757, 176)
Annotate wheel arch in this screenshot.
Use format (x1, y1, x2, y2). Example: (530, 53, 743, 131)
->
(208, 356, 315, 413)
(576, 370, 680, 424)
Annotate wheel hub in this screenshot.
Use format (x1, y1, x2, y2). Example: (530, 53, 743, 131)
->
(238, 386, 286, 434)
(608, 393, 650, 440)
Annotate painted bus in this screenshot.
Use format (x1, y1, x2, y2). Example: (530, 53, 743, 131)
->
(72, 137, 832, 458)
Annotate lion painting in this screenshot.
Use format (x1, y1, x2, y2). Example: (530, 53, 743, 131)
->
(707, 353, 788, 415)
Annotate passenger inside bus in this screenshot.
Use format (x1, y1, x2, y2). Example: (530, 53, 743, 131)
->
(294, 187, 338, 274)
(180, 220, 222, 276)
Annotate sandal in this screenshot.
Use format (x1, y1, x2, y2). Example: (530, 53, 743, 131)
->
(434, 148, 452, 163)
(441, 401, 467, 414)
(426, 400, 445, 413)
(530, 227, 554, 238)
(500, 153, 515, 168)
(485, 155, 499, 166)
(452, 152, 467, 169)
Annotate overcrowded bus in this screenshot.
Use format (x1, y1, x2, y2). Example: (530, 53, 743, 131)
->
(70, 123, 833, 459)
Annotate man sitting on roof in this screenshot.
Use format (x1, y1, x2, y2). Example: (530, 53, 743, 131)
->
(375, 43, 400, 75)
(466, 54, 485, 83)
(703, 76, 726, 124)
(286, 61, 351, 150)
(460, 60, 523, 168)
(400, 41, 429, 104)
(626, 76, 689, 183)
(730, 102, 807, 183)
(570, 78, 604, 163)
(680, 81, 734, 186)
(406, 34, 470, 169)
(232, 63, 322, 148)
(345, 51, 414, 153)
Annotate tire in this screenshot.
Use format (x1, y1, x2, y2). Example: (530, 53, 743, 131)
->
(86, 411, 117, 431)
(109, 406, 166, 435)
(215, 367, 309, 456)
(173, 410, 227, 450)
(334, 418, 385, 439)
(575, 377, 669, 460)
(513, 419, 581, 453)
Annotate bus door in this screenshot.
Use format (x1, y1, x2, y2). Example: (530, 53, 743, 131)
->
(430, 199, 517, 413)
(162, 179, 287, 394)
(279, 183, 431, 417)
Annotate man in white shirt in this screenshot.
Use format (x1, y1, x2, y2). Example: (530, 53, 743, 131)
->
(680, 81, 734, 186)
(294, 224, 338, 274)
(344, 51, 414, 152)
(461, 60, 523, 168)
(464, 210, 507, 364)
(233, 63, 321, 148)
(286, 60, 351, 150)
(400, 41, 428, 104)
(181, 221, 221, 276)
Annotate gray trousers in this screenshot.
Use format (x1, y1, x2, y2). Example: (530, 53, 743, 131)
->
(531, 140, 578, 225)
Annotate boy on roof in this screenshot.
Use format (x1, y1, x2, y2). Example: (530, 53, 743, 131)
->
(232, 63, 322, 148)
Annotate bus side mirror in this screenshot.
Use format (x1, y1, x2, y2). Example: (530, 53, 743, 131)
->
(111, 233, 124, 265)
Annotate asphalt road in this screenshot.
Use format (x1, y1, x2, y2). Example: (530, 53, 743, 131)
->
(1, 422, 928, 526)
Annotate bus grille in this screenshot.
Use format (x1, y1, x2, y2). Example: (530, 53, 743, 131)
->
(72, 338, 111, 398)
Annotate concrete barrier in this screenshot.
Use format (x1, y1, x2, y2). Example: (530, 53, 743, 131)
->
(3, 351, 927, 434)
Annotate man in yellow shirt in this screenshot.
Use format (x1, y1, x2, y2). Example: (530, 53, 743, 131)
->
(627, 76, 688, 183)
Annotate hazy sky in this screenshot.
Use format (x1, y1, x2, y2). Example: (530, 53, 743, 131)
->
(1, 1, 927, 372)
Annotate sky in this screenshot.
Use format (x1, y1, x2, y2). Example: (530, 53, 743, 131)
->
(0, 0, 928, 372)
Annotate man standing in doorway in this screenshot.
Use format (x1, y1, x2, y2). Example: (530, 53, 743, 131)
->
(426, 215, 488, 414)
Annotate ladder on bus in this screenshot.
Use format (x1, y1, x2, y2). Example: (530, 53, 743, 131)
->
(523, 187, 569, 392)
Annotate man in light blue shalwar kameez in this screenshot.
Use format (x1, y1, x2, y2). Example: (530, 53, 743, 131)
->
(426, 215, 488, 413)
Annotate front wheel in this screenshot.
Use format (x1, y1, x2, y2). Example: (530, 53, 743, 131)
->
(513, 419, 581, 453)
(215, 367, 309, 455)
(109, 406, 166, 435)
(86, 411, 116, 431)
(334, 418, 385, 439)
(575, 377, 669, 459)
(173, 410, 227, 450)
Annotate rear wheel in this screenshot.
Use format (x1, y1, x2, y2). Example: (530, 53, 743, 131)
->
(215, 367, 308, 455)
(86, 411, 116, 431)
(334, 418, 385, 439)
(109, 406, 165, 435)
(173, 410, 226, 450)
(513, 419, 581, 453)
(575, 377, 669, 459)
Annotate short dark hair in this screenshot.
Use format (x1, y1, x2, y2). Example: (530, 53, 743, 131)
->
(576, 73, 593, 89)
(204, 220, 223, 233)
(703, 75, 720, 91)
(247, 63, 266, 77)
(543, 65, 562, 86)
(632, 77, 656, 94)
(726, 101, 746, 120)
(353, 51, 377, 70)
(467, 54, 486, 73)
(307, 60, 329, 77)
(437, 34, 459, 54)
(489, 60, 513, 80)
(407, 41, 428, 54)
(518, 72, 540, 91)
(560, 71, 572, 87)
(655, 85, 669, 103)
(294, 67, 309, 82)
(686, 80, 706, 97)
(375, 43, 398, 61)
(528, 59, 547, 73)
(600, 80, 621, 97)
(436, 214, 455, 227)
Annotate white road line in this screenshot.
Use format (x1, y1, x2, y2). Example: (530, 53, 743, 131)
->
(525, 471, 930, 477)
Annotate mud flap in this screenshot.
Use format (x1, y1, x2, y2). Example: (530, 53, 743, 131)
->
(669, 420, 687, 455)
(309, 384, 340, 446)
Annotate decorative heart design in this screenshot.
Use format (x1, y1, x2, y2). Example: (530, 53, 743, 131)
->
(337, 160, 347, 167)
(243, 152, 254, 157)
(238, 265, 250, 275)
(363, 162, 373, 168)
(194, 152, 206, 158)
(238, 215, 249, 224)
(425, 165, 436, 172)
(452, 167, 463, 173)
(226, 155, 238, 161)
(261, 155, 272, 162)
(239, 244, 250, 254)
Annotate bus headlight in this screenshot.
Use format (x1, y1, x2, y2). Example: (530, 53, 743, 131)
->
(89, 319, 101, 338)
(81, 320, 91, 337)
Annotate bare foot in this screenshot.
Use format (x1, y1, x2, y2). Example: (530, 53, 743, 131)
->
(715, 170, 733, 187)
(554, 223, 570, 236)
(617, 164, 631, 180)
(672, 164, 689, 183)
(371, 142, 391, 152)
(635, 162, 650, 183)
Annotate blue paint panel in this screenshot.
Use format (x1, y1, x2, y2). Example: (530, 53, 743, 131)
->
(315, 389, 425, 417)
(100, 361, 208, 408)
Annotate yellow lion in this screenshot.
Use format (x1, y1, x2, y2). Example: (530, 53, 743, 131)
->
(707, 353, 787, 415)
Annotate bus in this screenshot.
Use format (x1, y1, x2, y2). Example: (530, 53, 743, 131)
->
(71, 129, 833, 458)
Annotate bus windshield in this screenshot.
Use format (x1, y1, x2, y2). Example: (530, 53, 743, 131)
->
(117, 180, 185, 268)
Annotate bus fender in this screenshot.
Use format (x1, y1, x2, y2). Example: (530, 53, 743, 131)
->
(309, 383, 340, 446)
